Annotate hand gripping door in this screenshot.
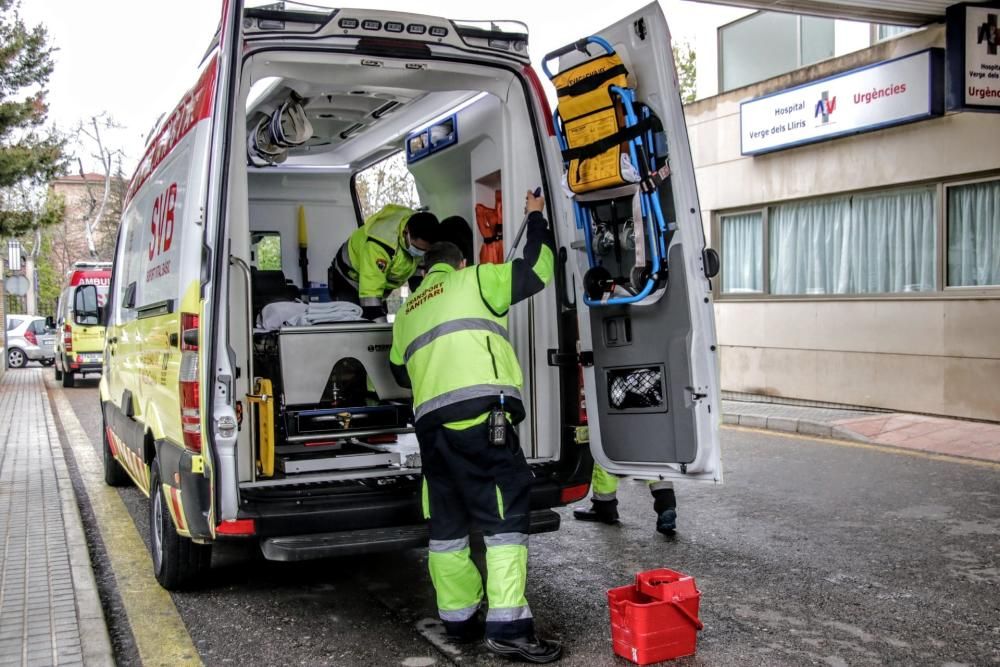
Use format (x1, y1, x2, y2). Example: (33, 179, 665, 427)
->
(547, 3, 721, 483)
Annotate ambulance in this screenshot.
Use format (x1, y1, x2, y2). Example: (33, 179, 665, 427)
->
(101, 1, 721, 589)
(54, 261, 112, 387)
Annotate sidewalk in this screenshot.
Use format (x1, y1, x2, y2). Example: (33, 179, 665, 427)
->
(0, 369, 113, 667)
(722, 398, 1000, 463)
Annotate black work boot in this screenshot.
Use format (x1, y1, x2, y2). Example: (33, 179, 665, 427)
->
(572, 498, 619, 525)
(655, 508, 677, 535)
(484, 634, 563, 663)
(444, 612, 484, 644)
(651, 487, 677, 536)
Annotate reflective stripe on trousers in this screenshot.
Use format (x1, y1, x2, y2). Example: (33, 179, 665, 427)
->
(428, 536, 483, 620)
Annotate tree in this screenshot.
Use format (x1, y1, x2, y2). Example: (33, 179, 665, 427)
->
(354, 152, 420, 220)
(74, 113, 125, 258)
(672, 41, 697, 104)
(0, 0, 66, 237)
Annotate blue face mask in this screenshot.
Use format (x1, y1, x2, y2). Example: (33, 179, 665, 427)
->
(407, 244, 426, 258)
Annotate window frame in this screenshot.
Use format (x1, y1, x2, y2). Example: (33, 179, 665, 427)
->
(942, 174, 1000, 293)
(872, 24, 917, 43)
(717, 10, 835, 93)
(715, 206, 769, 298)
(712, 177, 1000, 302)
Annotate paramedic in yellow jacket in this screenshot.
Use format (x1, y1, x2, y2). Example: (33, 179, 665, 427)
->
(328, 204, 439, 320)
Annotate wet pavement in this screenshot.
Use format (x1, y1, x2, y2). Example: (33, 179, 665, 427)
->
(56, 379, 1000, 666)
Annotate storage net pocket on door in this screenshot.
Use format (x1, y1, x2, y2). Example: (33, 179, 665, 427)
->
(607, 366, 664, 410)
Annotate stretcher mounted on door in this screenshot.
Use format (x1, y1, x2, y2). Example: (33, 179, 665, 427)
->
(543, 36, 674, 307)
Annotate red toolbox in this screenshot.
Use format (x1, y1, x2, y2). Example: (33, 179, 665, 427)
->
(607, 568, 703, 664)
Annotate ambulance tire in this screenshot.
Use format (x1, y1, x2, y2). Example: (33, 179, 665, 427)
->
(101, 410, 130, 487)
(62, 370, 75, 388)
(150, 462, 211, 590)
(54, 365, 63, 381)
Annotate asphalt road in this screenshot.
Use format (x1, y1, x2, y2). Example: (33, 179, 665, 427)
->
(55, 379, 999, 666)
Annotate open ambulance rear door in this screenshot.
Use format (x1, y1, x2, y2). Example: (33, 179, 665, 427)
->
(201, 0, 247, 532)
(548, 3, 722, 482)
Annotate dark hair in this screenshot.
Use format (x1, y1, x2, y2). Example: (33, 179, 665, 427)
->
(438, 216, 474, 265)
(406, 211, 439, 243)
(423, 242, 465, 270)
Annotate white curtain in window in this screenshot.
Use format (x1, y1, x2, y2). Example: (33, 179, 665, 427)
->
(848, 188, 936, 293)
(948, 180, 1000, 287)
(769, 189, 936, 295)
(721, 212, 763, 293)
(769, 196, 851, 294)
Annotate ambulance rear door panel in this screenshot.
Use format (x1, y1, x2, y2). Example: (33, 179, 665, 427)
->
(557, 3, 721, 482)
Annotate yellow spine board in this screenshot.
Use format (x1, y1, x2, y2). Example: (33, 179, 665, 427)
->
(553, 52, 631, 194)
(247, 378, 275, 477)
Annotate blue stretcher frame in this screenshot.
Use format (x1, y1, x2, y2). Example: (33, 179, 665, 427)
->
(547, 36, 670, 307)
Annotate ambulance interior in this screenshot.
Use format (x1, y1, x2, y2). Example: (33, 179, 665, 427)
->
(228, 49, 564, 487)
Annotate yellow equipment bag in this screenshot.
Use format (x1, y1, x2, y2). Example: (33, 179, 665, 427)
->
(553, 51, 632, 194)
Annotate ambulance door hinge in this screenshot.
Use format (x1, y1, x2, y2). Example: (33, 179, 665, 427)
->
(547, 349, 594, 367)
(191, 455, 205, 475)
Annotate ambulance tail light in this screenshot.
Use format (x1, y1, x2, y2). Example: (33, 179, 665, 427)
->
(578, 364, 588, 425)
(64, 325, 73, 352)
(179, 313, 202, 452)
(216, 519, 256, 536)
(560, 483, 590, 504)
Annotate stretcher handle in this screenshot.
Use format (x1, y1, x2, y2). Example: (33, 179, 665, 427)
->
(542, 35, 614, 79)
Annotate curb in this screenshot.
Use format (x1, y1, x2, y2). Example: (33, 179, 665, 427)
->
(723, 411, 872, 444)
(41, 379, 116, 667)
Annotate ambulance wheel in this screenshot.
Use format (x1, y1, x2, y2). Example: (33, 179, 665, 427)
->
(62, 370, 75, 388)
(150, 461, 211, 590)
(102, 408, 130, 487)
(54, 365, 63, 381)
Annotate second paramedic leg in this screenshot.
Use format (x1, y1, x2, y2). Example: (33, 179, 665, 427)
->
(649, 480, 677, 535)
(573, 464, 621, 524)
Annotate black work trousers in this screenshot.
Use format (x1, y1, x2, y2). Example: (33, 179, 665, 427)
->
(416, 418, 536, 640)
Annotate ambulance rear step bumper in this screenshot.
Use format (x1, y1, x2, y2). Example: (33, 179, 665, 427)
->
(260, 509, 561, 561)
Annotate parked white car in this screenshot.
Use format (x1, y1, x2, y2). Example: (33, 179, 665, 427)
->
(5, 314, 56, 368)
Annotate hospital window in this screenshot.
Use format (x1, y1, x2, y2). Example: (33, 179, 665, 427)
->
(875, 25, 916, 42)
(719, 11, 835, 92)
(719, 185, 939, 296)
(720, 211, 764, 294)
(946, 178, 1000, 288)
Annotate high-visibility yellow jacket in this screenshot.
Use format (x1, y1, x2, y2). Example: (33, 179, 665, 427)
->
(334, 204, 416, 307)
(390, 211, 555, 427)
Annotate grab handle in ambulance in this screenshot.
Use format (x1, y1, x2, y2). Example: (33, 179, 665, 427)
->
(541, 35, 614, 79)
(230, 255, 258, 483)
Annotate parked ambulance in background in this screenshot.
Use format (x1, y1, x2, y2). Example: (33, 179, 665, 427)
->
(100, 1, 721, 590)
(54, 261, 111, 387)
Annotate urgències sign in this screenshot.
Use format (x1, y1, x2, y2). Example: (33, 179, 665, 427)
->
(740, 49, 944, 156)
(947, 3, 1000, 111)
